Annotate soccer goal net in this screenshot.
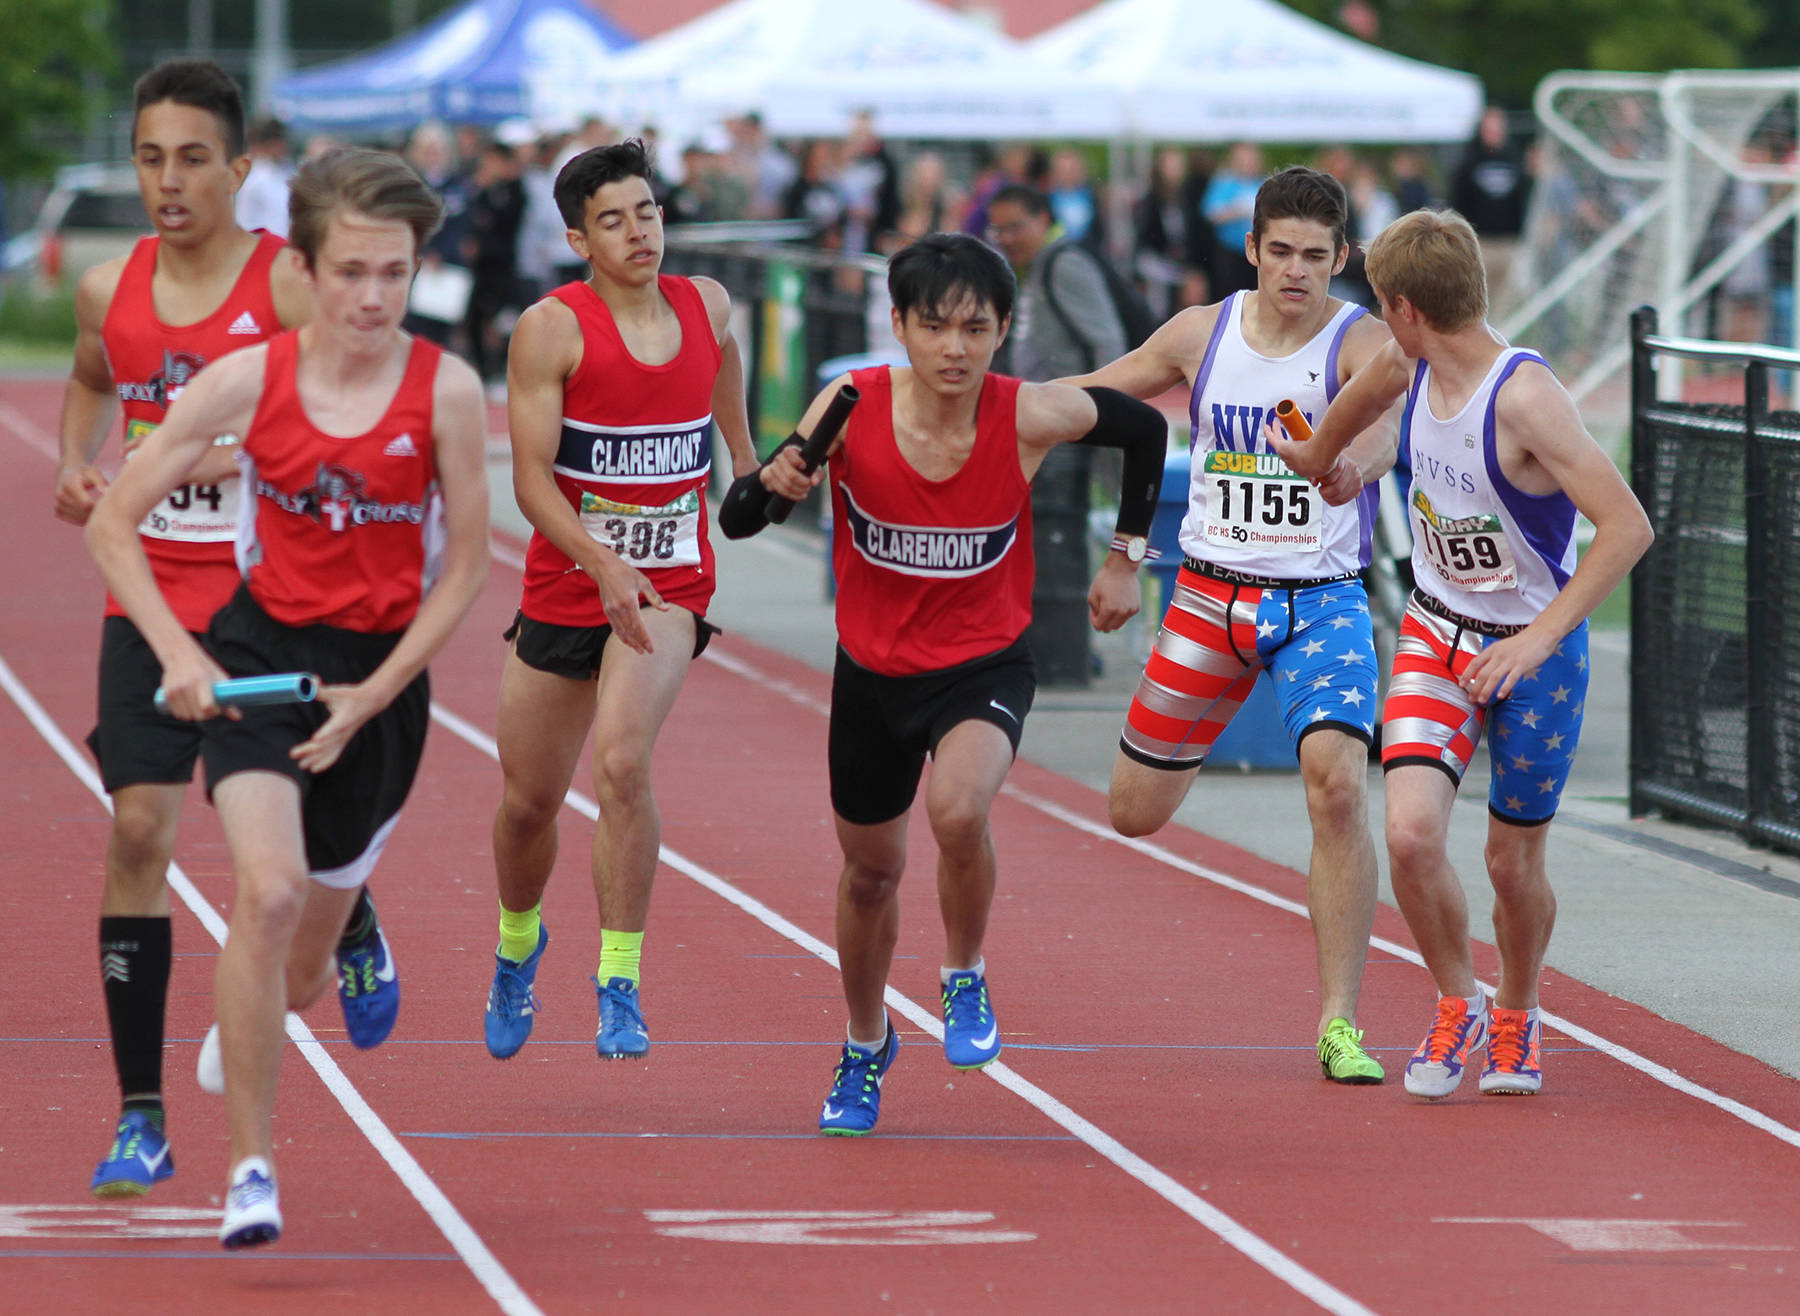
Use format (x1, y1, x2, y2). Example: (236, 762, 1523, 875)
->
(1500, 71, 1799, 445)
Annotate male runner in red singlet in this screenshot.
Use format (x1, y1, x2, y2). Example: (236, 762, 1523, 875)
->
(720, 233, 1170, 1135)
(481, 139, 757, 1063)
(86, 149, 490, 1248)
(50, 60, 320, 1199)
(1273, 209, 1651, 1099)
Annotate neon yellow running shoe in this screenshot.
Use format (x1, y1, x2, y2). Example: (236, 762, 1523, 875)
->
(1318, 1018, 1385, 1084)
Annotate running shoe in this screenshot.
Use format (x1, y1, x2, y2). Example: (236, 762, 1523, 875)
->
(219, 1158, 281, 1250)
(819, 1024, 899, 1136)
(595, 976, 649, 1059)
(1480, 1006, 1544, 1095)
(197, 1022, 224, 1094)
(1317, 1018, 1385, 1084)
(941, 970, 1001, 1070)
(485, 925, 548, 1060)
(90, 1110, 174, 1198)
(337, 917, 400, 1050)
(1403, 995, 1488, 1099)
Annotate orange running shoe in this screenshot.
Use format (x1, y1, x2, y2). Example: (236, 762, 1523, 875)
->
(1480, 1006, 1544, 1095)
(1403, 994, 1487, 1098)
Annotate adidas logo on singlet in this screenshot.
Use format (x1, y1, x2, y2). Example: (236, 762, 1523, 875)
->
(227, 311, 262, 335)
(383, 432, 419, 457)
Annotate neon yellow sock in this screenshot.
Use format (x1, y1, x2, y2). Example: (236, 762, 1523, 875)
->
(598, 929, 644, 986)
(497, 903, 542, 963)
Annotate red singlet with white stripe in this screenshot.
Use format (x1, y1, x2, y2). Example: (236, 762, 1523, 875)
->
(102, 231, 285, 631)
(830, 365, 1033, 676)
(519, 276, 722, 626)
(234, 332, 443, 633)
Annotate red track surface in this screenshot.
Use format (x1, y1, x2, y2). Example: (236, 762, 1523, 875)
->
(3, 377, 1798, 1314)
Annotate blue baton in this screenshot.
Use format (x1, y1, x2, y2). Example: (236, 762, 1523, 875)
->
(153, 672, 320, 715)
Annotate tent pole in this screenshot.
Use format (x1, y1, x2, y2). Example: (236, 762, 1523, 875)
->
(251, 0, 291, 115)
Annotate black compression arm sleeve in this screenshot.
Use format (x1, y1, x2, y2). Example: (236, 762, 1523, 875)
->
(716, 436, 802, 540)
(1075, 386, 1167, 539)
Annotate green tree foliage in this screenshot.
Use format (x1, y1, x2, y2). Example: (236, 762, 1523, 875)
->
(0, 0, 114, 177)
(1285, 0, 1765, 108)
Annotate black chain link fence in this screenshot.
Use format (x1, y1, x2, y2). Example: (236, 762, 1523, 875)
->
(1629, 306, 1800, 852)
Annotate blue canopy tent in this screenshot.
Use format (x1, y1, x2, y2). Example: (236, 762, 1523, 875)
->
(271, 0, 635, 136)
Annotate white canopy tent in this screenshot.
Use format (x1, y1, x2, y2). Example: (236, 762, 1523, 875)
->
(596, 0, 1119, 141)
(1028, 0, 1484, 143)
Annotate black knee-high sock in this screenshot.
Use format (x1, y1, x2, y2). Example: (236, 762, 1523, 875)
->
(337, 887, 377, 952)
(99, 916, 171, 1106)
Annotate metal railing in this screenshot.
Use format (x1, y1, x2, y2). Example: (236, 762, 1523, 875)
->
(1628, 305, 1800, 851)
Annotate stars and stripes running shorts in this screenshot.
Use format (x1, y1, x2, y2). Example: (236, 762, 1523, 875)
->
(1119, 561, 1378, 771)
(1380, 590, 1589, 825)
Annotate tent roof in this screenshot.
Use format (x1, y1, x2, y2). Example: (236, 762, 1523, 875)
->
(1028, 0, 1483, 143)
(598, 0, 1116, 140)
(272, 0, 634, 135)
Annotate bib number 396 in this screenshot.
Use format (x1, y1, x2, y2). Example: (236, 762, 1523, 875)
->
(579, 489, 702, 567)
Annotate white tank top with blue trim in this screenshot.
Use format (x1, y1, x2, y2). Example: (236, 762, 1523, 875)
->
(1402, 346, 1578, 627)
(1180, 291, 1376, 578)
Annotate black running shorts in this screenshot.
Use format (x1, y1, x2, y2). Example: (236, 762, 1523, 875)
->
(200, 586, 428, 881)
(504, 609, 718, 680)
(828, 637, 1037, 827)
(86, 615, 207, 793)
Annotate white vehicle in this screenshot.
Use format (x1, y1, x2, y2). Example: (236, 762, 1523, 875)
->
(3, 164, 147, 286)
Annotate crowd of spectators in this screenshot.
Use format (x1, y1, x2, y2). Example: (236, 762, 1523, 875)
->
(220, 102, 1796, 394)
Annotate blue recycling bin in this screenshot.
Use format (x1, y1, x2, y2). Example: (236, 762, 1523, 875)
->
(1144, 449, 1295, 770)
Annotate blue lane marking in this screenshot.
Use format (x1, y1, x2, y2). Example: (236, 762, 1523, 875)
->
(402, 1131, 1076, 1142)
(2, 1037, 1585, 1055)
(0, 1250, 458, 1261)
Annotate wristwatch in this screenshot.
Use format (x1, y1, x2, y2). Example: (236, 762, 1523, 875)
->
(1110, 534, 1155, 563)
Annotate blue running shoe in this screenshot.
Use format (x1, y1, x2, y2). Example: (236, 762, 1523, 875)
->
(942, 971, 1001, 1070)
(219, 1158, 281, 1250)
(595, 976, 649, 1059)
(819, 1025, 899, 1136)
(485, 925, 548, 1059)
(90, 1110, 174, 1198)
(337, 918, 400, 1050)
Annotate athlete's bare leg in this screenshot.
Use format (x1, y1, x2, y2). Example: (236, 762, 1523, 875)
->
(1384, 764, 1480, 1000)
(1107, 751, 1200, 838)
(1297, 729, 1379, 1033)
(103, 783, 183, 917)
(834, 811, 910, 1043)
(1483, 817, 1555, 1011)
(925, 720, 1014, 969)
(210, 771, 310, 1168)
(588, 607, 698, 932)
(492, 652, 600, 916)
(283, 882, 363, 1012)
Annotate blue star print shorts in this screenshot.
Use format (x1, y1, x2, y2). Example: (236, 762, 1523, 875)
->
(1120, 559, 1378, 770)
(1381, 589, 1589, 825)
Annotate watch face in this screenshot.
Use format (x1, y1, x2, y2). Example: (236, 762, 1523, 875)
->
(1128, 537, 1147, 562)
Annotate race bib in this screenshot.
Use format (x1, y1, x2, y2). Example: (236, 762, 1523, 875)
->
(1200, 450, 1321, 553)
(578, 489, 702, 567)
(1411, 488, 1517, 592)
(126, 419, 240, 543)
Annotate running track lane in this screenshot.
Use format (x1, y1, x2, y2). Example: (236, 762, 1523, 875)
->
(3, 379, 1798, 1314)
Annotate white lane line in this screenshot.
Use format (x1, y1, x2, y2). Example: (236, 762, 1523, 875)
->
(0, 655, 543, 1316)
(708, 644, 1800, 1155)
(0, 399, 61, 461)
(426, 698, 1376, 1316)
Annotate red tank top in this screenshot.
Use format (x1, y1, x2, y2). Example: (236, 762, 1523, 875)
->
(830, 366, 1033, 676)
(520, 276, 723, 626)
(237, 332, 442, 633)
(101, 232, 285, 630)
